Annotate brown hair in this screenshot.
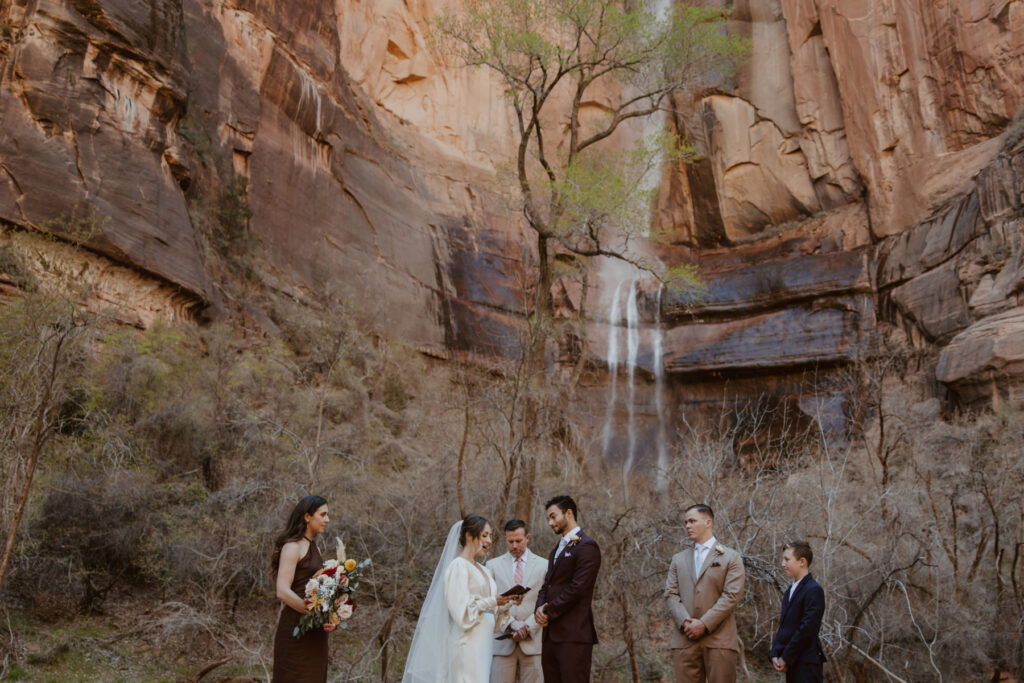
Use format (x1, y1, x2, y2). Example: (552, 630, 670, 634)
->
(785, 540, 814, 567)
(459, 514, 488, 546)
(271, 495, 327, 572)
(504, 519, 528, 534)
(685, 503, 714, 519)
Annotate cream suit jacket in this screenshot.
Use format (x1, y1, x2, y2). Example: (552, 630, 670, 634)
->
(487, 549, 549, 656)
(664, 543, 745, 651)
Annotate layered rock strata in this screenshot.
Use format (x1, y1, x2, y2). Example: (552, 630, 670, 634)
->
(648, 0, 1024, 432)
(653, 136, 1024, 432)
(1, 0, 1022, 449)
(664, 0, 1023, 244)
(0, 0, 526, 357)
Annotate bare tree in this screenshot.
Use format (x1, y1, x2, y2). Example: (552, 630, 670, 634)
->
(432, 0, 746, 518)
(0, 296, 90, 589)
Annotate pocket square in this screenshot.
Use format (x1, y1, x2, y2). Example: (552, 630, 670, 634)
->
(563, 553, 572, 558)
(711, 562, 721, 567)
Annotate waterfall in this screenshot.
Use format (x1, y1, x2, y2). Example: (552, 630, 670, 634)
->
(600, 280, 626, 460)
(601, 276, 670, 488)
(623, 279, 640, 479)
(653, 284, 668, 490)
(600, 0, 675, 484)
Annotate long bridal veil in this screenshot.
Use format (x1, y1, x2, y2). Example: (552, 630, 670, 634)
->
(402, 521, 462, 682)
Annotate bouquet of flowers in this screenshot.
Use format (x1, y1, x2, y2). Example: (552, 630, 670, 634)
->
(294, 537, 371, 638)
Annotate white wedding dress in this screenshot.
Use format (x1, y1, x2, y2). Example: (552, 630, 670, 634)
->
(403, 522, 511, 682)
(444, 556, 507, 681)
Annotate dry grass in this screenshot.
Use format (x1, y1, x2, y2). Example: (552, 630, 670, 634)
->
(1, 294, 1022, 681)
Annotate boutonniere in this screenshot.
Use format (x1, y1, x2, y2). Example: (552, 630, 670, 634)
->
(715, 543, 726, 555)
(567, 534, 581, 549)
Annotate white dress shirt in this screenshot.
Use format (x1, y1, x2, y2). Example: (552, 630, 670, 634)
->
(555, 526, 582, 560)
(694, 536, 717, 575)
(788, 575, 804, 600)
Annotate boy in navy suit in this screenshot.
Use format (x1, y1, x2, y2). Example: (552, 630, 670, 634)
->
(770, 541, 825, 682)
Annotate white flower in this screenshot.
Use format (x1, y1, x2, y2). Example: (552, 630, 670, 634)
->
(715, 543, 726, 554)
(322, 559, 339, 570)
(336, 602, 354, 620)
(304, 578, 319, 596)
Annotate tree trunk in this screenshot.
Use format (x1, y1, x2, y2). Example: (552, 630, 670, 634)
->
(513, 233, 554, 522)
(0, 435, 43, 590)
(0, 333, 65, 590)
(456, 399, 470, 519)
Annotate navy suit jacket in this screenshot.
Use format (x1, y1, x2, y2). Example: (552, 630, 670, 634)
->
(536, 531, 601, 644)
(770, 573, 825, 671)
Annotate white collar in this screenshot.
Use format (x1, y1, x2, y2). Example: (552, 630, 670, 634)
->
(511, 552, 528, 564)
(560, 526, 582, 544)
(696, 536, 717, 552)
(790, 575, 806, 593)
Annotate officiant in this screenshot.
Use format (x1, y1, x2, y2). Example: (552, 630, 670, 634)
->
(487, 519, 549, 683)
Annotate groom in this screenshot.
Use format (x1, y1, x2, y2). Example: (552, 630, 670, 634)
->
(535, 495, 602, 683)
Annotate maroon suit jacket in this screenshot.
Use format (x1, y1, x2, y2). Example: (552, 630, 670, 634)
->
(537, 531, 602, 644)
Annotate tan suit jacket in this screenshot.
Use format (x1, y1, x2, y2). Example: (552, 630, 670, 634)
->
(487, 550, 548, 656)
(664, 542, 745, 652)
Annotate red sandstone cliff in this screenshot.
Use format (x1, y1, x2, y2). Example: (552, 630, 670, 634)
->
(0, 0, 1021, 411)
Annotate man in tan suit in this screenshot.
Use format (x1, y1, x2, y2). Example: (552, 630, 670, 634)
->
(665, 504, 746, 683)
(488, 519, 549, 683)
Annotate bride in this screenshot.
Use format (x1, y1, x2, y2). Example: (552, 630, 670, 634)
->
(403, 514, 522, 682)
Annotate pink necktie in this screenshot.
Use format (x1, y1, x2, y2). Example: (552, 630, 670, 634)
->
(513, 557, 523, 585)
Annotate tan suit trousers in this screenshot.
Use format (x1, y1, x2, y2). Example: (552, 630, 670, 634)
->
(491, 647, 543, 683)
(673, 643, 737, 683)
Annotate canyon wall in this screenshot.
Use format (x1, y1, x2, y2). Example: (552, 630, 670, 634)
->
(1, 0, 1022, 451)
(0, 0, 526, 355)
(648, 0, 1023, 431)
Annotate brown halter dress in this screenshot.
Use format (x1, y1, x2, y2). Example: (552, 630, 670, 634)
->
(273, 542, 328, 682)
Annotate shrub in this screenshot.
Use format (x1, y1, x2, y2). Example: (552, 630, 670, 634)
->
(0, 245, 37, 291)
(1004, 106, 1024, 152)
(213, 175, 254, 251)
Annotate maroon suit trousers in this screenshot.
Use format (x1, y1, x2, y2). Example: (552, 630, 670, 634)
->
(542, 640, 593, 683)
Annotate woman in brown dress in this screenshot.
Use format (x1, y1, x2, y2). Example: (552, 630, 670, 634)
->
(272, 495, 335, 682)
